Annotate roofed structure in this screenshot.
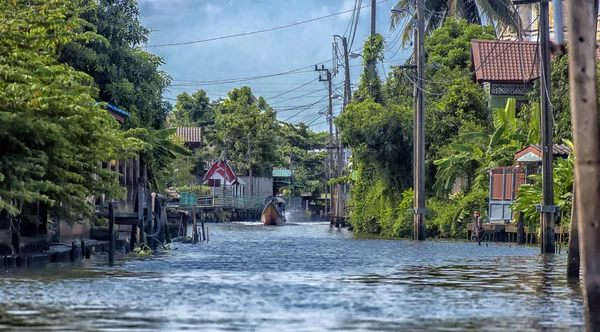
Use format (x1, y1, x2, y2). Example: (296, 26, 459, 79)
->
(176, 127, 202, 149)
(471, 39, 539, 83)
(202, 159, 240, 187)
(102, 103, 130, 123)
(514, 144, 571, 163)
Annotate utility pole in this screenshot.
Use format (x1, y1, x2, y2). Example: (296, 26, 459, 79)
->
(316, 65, 334, 221)
(538, 0, 556, 254)
(323, 159, 328, 218)
(247, 135, 253, 197)
(290, 152, 294, 208)
(369, 0, 376, 94)
(566, 0, 600, 329)
(334, 34, 352, 226)
(342, 36, 351, 104)
(413, 0, 426, 241)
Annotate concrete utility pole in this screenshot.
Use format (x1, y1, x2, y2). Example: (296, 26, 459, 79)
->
(413, 0, 426, 241)
(538, 0, 556, 254)
(315, 65, 334, 220)
(289, 152, 294, 208)
(247, 135, 253, 197)
(334, 34, 351, 226)
(368, 0, 376, 94)
(566, 0, 600, 329)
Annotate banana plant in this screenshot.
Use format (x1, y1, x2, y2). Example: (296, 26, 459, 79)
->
(511, 139, 573, 228)
(141, 127, 192, 191)
(433, 98, 527, 193)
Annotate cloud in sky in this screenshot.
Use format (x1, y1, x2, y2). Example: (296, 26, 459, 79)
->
(138, 0, 411, 132)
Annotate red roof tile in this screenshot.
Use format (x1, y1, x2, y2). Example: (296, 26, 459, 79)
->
(176, 127, 202, 144)
(471, 39, 600, 83)
(471, 39, 539, 83)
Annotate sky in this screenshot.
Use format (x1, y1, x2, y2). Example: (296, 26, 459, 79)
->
(138, 0, 411, 132)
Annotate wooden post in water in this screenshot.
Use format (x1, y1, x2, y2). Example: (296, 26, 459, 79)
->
(192, 208, 198, 244)
(200, 208, 206, 241)
(566, 0, 600, 328)
(567, 180, 580, 279)
(157, 197, 165, 244)
(108, 201, 115, 266)
(145, 191, 152, 247)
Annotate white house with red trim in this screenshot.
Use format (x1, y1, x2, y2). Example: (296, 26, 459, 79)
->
(202, 159, 245, 196)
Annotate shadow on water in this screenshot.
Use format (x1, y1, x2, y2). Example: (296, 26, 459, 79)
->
(0, 222, 585, 331)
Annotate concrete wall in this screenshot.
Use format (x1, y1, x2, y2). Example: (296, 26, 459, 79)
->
(238, 176, 273, 197)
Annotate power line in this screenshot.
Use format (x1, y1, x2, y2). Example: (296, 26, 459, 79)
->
(265, 78, 319, 100)
(170, 69, 315, 87)
(145, 0, 389, 48)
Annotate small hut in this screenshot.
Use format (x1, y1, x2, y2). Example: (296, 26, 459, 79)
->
(487, 144, 570, 222)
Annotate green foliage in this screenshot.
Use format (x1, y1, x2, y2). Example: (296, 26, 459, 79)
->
(138, 128, 191, 191)
(426, 188, 488, 238)
(207, 87, 280, 177)
(342, 20, 497, 239)
(433, 98, 526, 194)
(354, 34, 385, 103)
(59, 0, 171, 130)
(347, 164, 401, 235)
(171, 89, 214, 126)
(390, 0, 520, 46)
(511, 144, 574, 229)
(0, 0, 140, 220)
(174, 185, 211, 196)
(425, 20, 496, 69)
(336, 99, 413, 190)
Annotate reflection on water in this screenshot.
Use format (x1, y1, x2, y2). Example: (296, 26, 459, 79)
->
(0, 222, 584, 331)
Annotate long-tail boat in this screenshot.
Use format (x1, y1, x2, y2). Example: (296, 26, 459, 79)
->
(261, 197, 286, 226)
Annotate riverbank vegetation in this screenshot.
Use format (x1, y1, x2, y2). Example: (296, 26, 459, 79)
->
(0, 0, 328, 224)
(338, 19, 579, 239)
(170, 85, 329, 198)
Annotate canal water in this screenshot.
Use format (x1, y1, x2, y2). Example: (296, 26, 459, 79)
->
(0, 222, 584, 331)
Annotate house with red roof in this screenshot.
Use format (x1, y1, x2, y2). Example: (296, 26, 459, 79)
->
(470, 39, 539, 110)
(202, 159, 245, 197)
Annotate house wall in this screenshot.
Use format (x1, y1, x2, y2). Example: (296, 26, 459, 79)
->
(238, 176, 273, 197)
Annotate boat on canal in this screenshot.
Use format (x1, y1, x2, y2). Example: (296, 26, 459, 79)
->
(261, 196, 286, 226)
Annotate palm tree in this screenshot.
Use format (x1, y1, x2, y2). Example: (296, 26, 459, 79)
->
(390, 0, 521, 46)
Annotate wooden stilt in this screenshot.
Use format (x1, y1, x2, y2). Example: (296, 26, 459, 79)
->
(567, 184, 580, 279)
(108, 201, 115, 266)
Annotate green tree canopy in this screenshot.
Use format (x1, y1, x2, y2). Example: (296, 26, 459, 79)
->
(0, 0, 142, 221)
(171, 89, 214, 127)
(59, 0, 171, 130)
(390, 0, 520, 46)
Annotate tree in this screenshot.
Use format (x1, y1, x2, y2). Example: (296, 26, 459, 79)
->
(390, 0, 521, 46)
(139, 128, 192, 191)
(278, 122, 328, 198)
(58, 0, 171, 130)
(0, 0, 142, 221)
(353, 34, 385, 103)
(433, 98, 526, 193)
(424, 19, 496, 70)
(171, 89, 214, 127)
(209, 87, 280, 177)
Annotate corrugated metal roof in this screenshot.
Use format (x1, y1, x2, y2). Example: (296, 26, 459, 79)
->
(272, 169, 292, 177)
(106, 103, 130, 118)
(532, 144, 571, 156)
(176, 127, 202, 143)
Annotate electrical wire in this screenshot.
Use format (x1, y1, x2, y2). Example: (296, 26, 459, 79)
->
(348, 0, 363, 51)
(265, 78, 319, 100)
(146, 0, 388, 48)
